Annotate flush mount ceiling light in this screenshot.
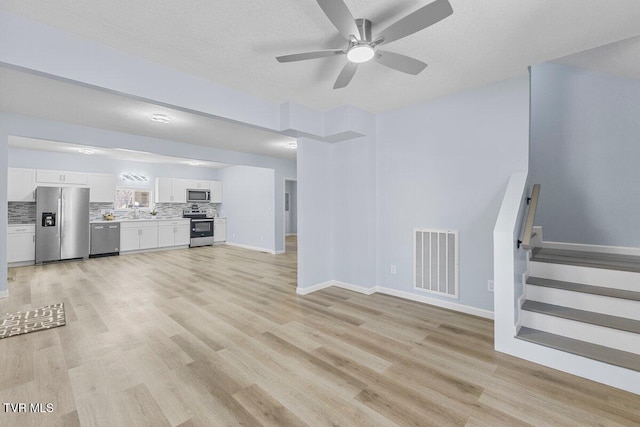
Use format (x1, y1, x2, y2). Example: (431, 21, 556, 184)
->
(121, 173, 149, 182)
(78, 148, 95, 155)
(286, 141, 298, 150)
(187, 160, 203, 166)
(150, 113, 170, 124)
(346, 44, 375, 63)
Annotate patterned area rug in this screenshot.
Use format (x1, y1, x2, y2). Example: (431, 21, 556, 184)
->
(0, 303, 66, 339)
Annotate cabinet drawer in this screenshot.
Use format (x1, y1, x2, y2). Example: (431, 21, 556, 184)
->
(8, 225, 36, 234)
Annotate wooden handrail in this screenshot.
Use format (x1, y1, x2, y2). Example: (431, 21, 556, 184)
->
(519, 184, 540, 250)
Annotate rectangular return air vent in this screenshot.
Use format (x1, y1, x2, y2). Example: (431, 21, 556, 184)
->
(414, 229, 459, 299)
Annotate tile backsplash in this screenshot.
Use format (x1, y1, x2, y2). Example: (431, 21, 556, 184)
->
(8, 202, 36, 224)
(89, 202, 117, 221)
(90, 202, 221, 220)
(10, 201, 221, 224)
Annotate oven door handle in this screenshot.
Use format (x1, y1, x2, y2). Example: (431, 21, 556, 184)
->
(190, 219, 213, 222)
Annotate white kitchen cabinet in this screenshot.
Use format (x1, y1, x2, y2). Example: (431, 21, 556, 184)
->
(120, 221, 158, 251)
(194, 180, 210, 190)
(158, 219, 190, 247)
(120, 227, 141, 252)
(36, 169, 87, 185)
(170, 179, 188, 203)
(210, 181, 222, 203)
(8, 225, 36, 263)
(87, 173, 116, 203)
(213, 218, 227, 243)
(155, 178, 173, 203)
(8, 168, 36, 202)
(175, 223, 191, 246)
(139, 226, 159, 250)
(155, 178, 188, 203)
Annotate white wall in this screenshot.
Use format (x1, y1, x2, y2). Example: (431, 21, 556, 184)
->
(331, 135, 377, 290)
(285, 180, 297, 235)
(219, 165, 275, 252)
(0, 131, 7, 297)
(297, 138, 333, 289)
(376, 76, 530, 311)
(530, 63, 640, 247)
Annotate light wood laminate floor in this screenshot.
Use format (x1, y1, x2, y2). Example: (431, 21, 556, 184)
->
(1, 237, 639, 426)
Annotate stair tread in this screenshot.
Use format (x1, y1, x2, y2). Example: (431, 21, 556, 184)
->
(531, 247, 640, 273)
(526, 276, 640, 301)
(522, 300, 640, 334)
(516, 327, 640, 372)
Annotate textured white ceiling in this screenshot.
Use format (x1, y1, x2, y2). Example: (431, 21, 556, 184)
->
(3, 0, 640, 113)
(0, 67, 297, 160)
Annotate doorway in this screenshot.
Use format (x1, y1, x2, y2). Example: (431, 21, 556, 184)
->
(283, 178, 297, 254)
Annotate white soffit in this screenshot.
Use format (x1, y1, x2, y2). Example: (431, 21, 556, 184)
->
(8, 136, 233, 169)
(2, 1, 640, 113)
(0, 67, 297, 160)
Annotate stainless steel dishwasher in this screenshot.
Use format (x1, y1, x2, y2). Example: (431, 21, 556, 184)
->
(90, 222, 121, 257)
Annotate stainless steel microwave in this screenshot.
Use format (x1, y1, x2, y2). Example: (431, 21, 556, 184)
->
(186, 189, 210, 203)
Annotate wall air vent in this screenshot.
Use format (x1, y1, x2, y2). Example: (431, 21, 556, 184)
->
(414, 228, 459, 299)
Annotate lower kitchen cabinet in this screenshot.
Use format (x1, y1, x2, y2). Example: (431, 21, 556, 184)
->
(8, 225, 36, 263)
(214, 218, 227, 243)
(158, 219, 190, 248)
(120, 221, 158, 251)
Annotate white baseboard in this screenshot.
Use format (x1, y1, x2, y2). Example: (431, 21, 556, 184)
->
(297, 281, 493, 319)
(0, 290, 8, 298)
(225, 242, 279, 254)
(515, 293, 526, 334)
(333, 281, 376, 295)
(376, 286, 494, 319)
(8, 261, 35, 267)
(274, 250, 285, 255)
(296, 281, 333, 295)
(543, 240, 640, 256)
(285, 233, 297, 236)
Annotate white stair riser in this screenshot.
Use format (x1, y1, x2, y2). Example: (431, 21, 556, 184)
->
(529, 261, 640, 291)
(526, 285, 640, 321)
(521, 311, 640, 354)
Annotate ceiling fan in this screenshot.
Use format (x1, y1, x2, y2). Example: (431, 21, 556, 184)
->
(276, 0, 453, 89)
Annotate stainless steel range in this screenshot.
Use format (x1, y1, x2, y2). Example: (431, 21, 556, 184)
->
(183, 205, 214, 247)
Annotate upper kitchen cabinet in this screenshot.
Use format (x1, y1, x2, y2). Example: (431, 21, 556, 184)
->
(155, 177, 187, 203)
(191, 180, 210, 190)
(8, 168, 36, 201)
(87, 173, 116, 203)
(210, 181, 222, 203)
(155, 178, 217, 203)
(36, 169, 87, 185)
(155, 177, 173, 203)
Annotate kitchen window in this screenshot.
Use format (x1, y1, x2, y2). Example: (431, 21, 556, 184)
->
(115, 188, 152, 210)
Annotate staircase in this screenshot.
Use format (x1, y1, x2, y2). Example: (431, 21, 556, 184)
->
(517, 247, 640, 372)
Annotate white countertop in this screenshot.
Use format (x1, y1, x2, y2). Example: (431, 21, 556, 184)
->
(90, 217, 189, 224)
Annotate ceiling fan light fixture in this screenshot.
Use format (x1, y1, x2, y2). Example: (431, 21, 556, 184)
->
(347, 45, 374, 63)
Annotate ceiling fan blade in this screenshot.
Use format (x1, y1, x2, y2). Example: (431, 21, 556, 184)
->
(375, 51, 427, 75)
(316, 0, 360, 40)
(333, 62, 358, 89)
(276, 49, 345, 63)
(374, 0, 453, 46)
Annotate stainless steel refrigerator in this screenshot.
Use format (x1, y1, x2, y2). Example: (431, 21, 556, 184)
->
(36, 187, 90, 264)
